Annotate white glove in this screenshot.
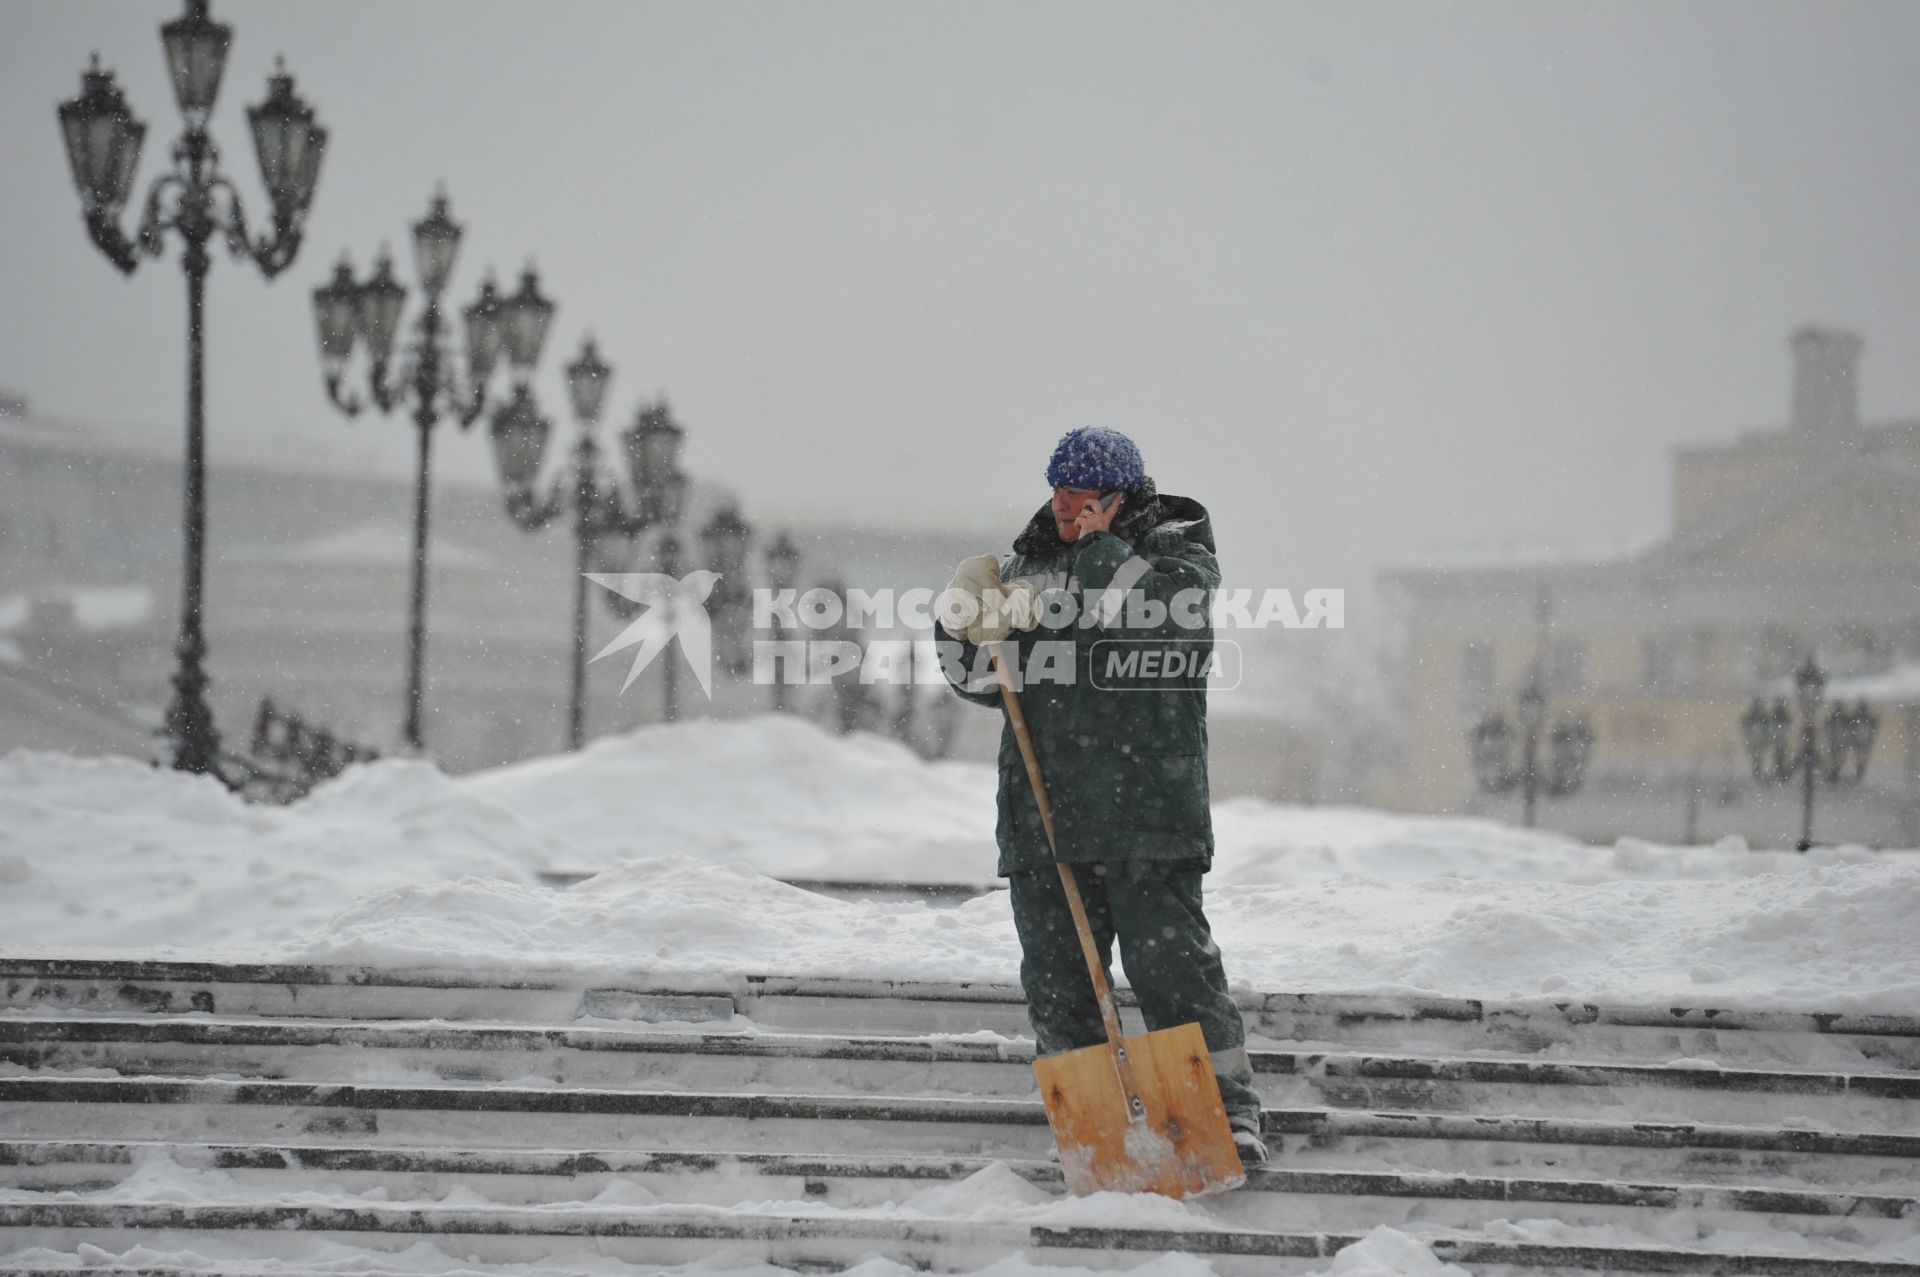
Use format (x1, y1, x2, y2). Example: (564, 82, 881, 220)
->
(946, 554, 1001, 600)
(942, 554, 1040, 645)
(967, 578, 1041, 645)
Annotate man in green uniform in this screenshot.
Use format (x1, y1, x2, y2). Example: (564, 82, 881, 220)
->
(935, 426, 1267, 1168)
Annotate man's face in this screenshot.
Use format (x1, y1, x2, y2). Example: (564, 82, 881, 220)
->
(1052, 485, 1103, 541)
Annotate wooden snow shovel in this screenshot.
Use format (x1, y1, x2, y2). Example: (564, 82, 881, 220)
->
(988, 641, 1245, 1198)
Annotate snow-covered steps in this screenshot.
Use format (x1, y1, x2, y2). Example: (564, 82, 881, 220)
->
(5, 1199, 1920, 1277)
(4, 1076, 1917, 1194)
(4, 1140, 1918, 1251)
(7, 958, 1919, 1073)
(5, 1015, 1916, 1131)
(5, 957, 1918, 1273)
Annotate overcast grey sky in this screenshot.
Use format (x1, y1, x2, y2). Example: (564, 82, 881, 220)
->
(5, 1, 1919, 594)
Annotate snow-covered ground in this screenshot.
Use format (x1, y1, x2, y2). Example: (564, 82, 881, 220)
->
(1, 1225, 1468, 1277)
(4, 715, 1917, 1014)
(5, 717, 1917, 1276)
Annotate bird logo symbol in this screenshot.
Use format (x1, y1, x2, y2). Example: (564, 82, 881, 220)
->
(584, 570, 724, 697)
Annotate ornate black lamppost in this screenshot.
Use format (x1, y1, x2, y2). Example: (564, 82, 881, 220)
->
(817, 574, 871, 736)
(493, 339, 688, 749)
(310, 192, 532, 752)
(654, 528, 685, 726)
(57, 1, 326, 774)
(764, 532, 803, 712)
(1742, 655, 1879, 851)
(700, 503, 754, 681)
(1468, 662, 1594, 827)
(613, 404, 692, 727)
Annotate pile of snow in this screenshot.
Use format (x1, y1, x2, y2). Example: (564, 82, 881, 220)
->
(452, 715, 1896, 889)
(303, 856, 1017, 980)
(463, 716, 997, 883)
(1206, 803, 1887, 886)
(301, 848, 1920, 1011)
(5, 716, 1920, 1013)
(1211, 858, 1920, 1009)
(0, 750, 558, 950)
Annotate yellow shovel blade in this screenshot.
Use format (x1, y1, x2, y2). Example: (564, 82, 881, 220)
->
(1032, 1020, 1247, 1198)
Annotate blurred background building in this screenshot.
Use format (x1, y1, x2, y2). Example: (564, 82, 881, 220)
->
(1385, 328, 1920, 847)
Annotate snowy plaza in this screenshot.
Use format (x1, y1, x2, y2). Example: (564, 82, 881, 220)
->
(4, 2, 1920, 1274)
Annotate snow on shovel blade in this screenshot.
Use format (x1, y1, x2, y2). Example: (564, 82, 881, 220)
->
(1033, 1020, 1246, 1198)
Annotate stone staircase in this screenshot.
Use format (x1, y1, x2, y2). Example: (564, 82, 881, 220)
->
(1, 957, 1917, 1274)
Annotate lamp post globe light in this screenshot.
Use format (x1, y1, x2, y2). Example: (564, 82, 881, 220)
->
(492, 335, 690, 750)
(485, 262, 562, 492)
(57, 0, 327, 776)
(700, 503, 753, 585)
(1741, 655, 1879, 851)
(309, 189, 528, 753)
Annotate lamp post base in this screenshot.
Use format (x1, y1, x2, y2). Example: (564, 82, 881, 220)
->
(161, 637, 222, 776)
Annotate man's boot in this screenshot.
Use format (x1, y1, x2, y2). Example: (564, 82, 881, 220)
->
(1212, 1058, 1269, 1169)
(1229, 1110, 1269, 1168)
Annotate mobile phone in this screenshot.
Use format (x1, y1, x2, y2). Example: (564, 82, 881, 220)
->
(1098, 491, 1122, 513)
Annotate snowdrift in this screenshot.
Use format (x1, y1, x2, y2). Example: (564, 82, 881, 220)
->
(4, 717, 1917, 1013)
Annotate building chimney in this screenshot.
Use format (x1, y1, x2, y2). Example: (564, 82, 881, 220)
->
(1789, 326, 1862, 433)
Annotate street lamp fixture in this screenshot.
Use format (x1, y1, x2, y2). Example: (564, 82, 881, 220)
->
(159, 0, 230, 121)
(492, 382, 552, 489)
(1741, 654, 1879, 850)
(625, 399, 687, 492)
(246, 59, 326, 242)
(701, 504, 755, 679)
(410, 192, 461, 295)
(700, 504, 753, 583)
(56, 0, 327, 776)
(463, 273, 506, 383)
(309, 189, 531, 752)
(500, 265, 556, 372)
(353, 248, 406, 364)
(1467, 662, 1593, 827)
(312, 256, 357, 368)
(497, 341, 690, 749)
(766, 532, 803, 596)
(764, 531, 804, 712)
(567, 336, 613, 425)
(58, 60, 146, 248)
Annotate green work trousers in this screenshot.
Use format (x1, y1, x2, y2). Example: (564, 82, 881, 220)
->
(1007, 858, 1262, 1128)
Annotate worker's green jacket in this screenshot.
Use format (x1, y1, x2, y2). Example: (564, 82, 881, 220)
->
(936, 479, 1220, 876)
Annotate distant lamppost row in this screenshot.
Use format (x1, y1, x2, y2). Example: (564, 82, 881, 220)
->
(493, 336, 688, 749)
(56, 0, 327, 775)
(700, 503, 755, 680)
(603, 403, 692, 728)
(310, 189, 530, 752)
(764, 532, 804, 712)
(656, 530, 685, 726)
(1741, 655, 1879, 851)
(1468, 662, 1594, 828)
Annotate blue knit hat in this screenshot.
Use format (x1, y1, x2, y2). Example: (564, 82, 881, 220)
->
(1045, 426, 1144, 492)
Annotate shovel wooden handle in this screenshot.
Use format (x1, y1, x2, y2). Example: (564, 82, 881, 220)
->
(988, 639, 1147, 1122)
